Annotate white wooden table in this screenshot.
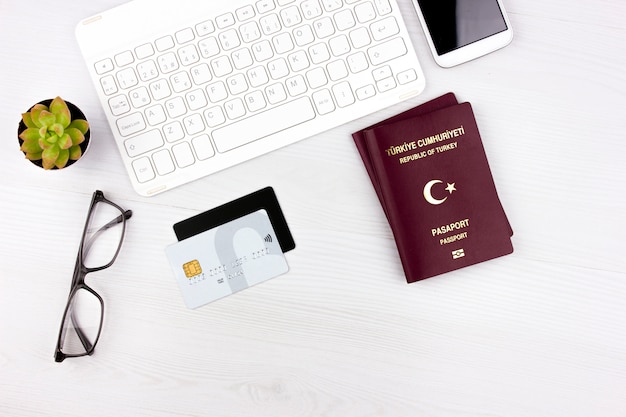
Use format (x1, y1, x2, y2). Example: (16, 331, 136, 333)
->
(1, 1, 625, 416)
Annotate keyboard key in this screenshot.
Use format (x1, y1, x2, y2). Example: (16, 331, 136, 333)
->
(204, 106, 226, 127)
(173, 142, 196, 167)
(367, 37, 407, 65)
(190, 63, 212, 85)
(236, 5, 256, 21)
(198, 37, 220, 58)
(224, 98, 246, 119)
(240, 21, 262, 43)
(247, 66, 270, 87)
(334, 9, 356, 30)
(219, 28, 241, 51)
(117, 112, 146, 137)
(145, 104, 167, 125)
(137, 60, 159, 81)
(185, 89, 208, 110)
(313, 16, 334, 38)
(265, 82, 287, 104)
(376, 76, 396, 92)
(155, 36, 175, 51)
(171, 71, 192, 93)
(332, 81, 355, 107)
(329, 34, 351, 56)
(192, 134, 215, 160)
(212, 96, 315, 152)
(206, 81, 228, 103)
(183, 113, 205, 135)
(321, 0, 342, 12)
(109, 95, 130, 116)
(195, 20, 215, 36)
(327, 59, 348, 80)
(135, 43, 155, 59)
(256, 0, 276, 14)
(347, 51, 368, 73)
(153, 149, 175, 175)
(280, 6, 302, 27)
(370, 16, 399, 41)
(115, 50, 134, 66)
(165, 96, 187, 118)
(116, 67, 138, 89)
(244, 90, 267, 111)
(397, 68, 417, 84)
(356, 84, 376, 100)
(286, 74, 307, 96)
(312, 88, 335, 114)
(163, 121, 185, 142)
(301, 0, 323, 19)
(132, 157, 155, 183)
(157, 52, 179, 73)
(268, 57, 289, 79)
(216, 13, 236, 29)
(175, 28, 195, 44)
(355, 2, 377, 23)
(178, 44, 200, 66)
(129, 86, 151, 108)
(123, 129, 163, 157)
(149, 79, 172, 100)
(373, 0, 392, 15)
(293, 24, 315, 46)
(95, 58, 114, 74)
(349, 27, 371, 48)
(100, 75, 118, 95)
(260, 14, 282, 35)
(211, 56, 233, 77)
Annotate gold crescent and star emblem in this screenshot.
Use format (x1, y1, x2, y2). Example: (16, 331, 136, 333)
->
(423, 179, 456, 205)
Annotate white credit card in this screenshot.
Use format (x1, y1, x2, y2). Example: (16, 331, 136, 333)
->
(165, 209, 289, 309)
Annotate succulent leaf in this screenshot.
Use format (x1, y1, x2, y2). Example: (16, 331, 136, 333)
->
(58, 133, 72, 150)
(66, 127, 85, 145)
(55, 149, 70, 168)
(68, 119, 89, 134)
(29, 104, 47, 128)
(69, 145, 82, 160)
(49, 97, 71, 128)
(19, 127, 41, 142)
(51, 123, 64, 137)
(42, 147, 60, 170)
(20, 138, 43, 154)
(22, 112, 38, 129)
(25, 151, 43, 161)
(39, 137, 53, 150)
(38, 110, 55, 127)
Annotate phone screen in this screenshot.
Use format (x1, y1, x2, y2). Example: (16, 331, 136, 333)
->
(417, 0, 509, 55)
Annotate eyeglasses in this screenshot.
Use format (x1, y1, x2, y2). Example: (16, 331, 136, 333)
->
(54, 190, 132, 362)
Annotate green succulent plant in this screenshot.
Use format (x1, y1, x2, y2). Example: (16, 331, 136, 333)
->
(19, 96, 89, 169)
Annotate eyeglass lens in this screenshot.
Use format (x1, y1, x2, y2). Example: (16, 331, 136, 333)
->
(58, 288, 102, 356)
(82, 200, 126, 269)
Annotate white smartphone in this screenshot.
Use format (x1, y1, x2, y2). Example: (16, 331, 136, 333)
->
(412, 0, 513, 67)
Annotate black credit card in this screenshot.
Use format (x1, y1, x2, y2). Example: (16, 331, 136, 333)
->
(173, 186, 296, 253)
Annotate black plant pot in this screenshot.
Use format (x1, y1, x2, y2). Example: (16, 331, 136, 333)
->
(17, 98, 91, 170)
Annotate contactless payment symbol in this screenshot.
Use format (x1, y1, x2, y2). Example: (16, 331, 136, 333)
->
(183, 260, 202, 278)
(452, 249, 465, 259)
(423, 179, 456, 205)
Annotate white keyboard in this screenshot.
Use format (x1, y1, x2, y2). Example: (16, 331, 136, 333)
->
(76, 0, 425, 196)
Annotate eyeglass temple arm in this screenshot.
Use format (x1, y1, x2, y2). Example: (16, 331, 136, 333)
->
(69, 308, 95, 352)
(83, 210, 133, 254)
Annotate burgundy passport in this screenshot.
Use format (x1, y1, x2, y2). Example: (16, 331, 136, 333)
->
(353, 94, 513, 283)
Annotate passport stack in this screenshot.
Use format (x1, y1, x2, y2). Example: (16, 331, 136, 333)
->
(352, 93, 513, 283)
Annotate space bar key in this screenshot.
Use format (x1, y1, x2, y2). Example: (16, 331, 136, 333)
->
(212, 97, 316, 153)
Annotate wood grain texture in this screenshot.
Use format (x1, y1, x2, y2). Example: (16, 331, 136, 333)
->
(1, 0, 625, 416)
